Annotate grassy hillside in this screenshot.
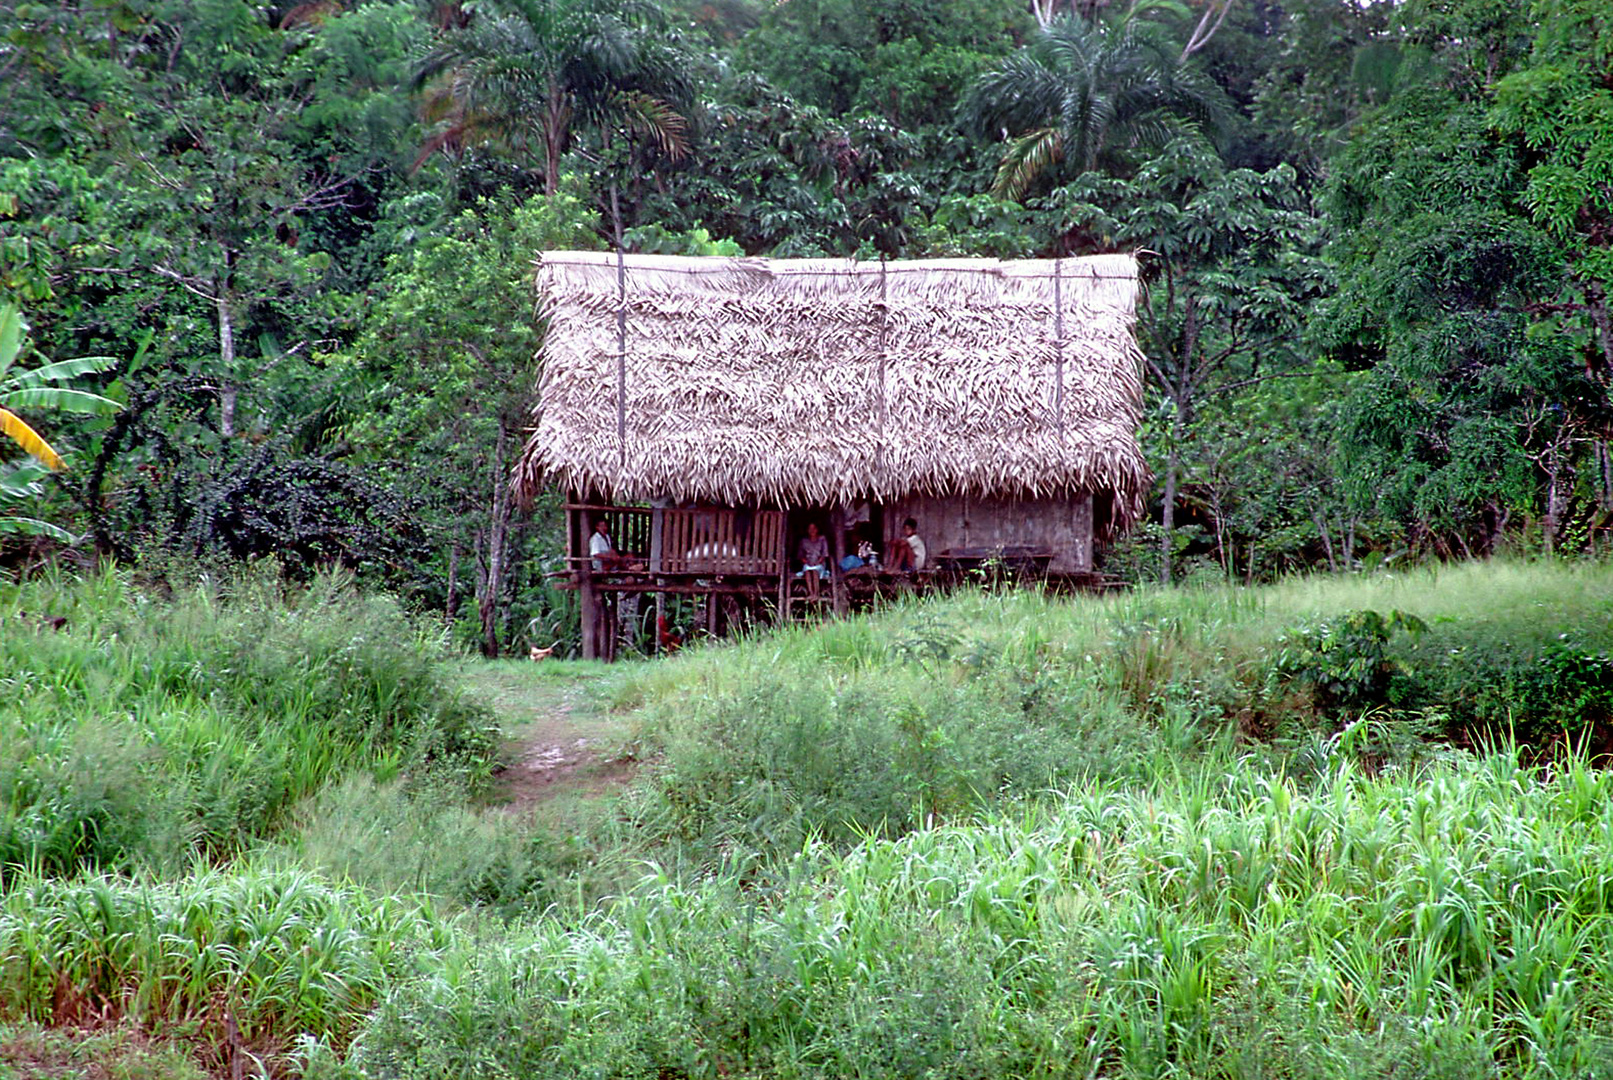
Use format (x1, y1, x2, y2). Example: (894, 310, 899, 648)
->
(2, 560, 1611, 1077)
(618, 559, 1613, 860)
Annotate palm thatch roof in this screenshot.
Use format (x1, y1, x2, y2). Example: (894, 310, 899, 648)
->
(513, 252, 1149, 526)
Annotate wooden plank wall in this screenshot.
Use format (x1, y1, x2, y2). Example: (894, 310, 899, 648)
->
(884, 493, 1095, 572)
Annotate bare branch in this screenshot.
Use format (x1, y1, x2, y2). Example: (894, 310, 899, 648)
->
(151, 264, 221, 302)
(1206, 368, 1326, 399)
(1180, 0, 1234, 62)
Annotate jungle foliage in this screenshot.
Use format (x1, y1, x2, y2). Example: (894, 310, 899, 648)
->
(1, 0, 1610, 647)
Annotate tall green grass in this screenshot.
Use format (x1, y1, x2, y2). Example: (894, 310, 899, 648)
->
(1, 567, 496, 877)
(267, 775, 598, 916)
(349, 744, 1613, 1078)
(0, 1020, 212, 1079)
(0, 866, 444, 1075)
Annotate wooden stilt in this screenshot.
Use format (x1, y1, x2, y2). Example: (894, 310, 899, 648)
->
(650, 502, 665, 655)
(579, 570, 598, 660)
(777, 514, 792, 622)
(829, 505, 848, 617)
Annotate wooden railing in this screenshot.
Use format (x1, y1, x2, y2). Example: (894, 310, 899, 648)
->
(568, 504, 654, 566)
(568, 505, 785, 576)
(661, 508, 783, 575)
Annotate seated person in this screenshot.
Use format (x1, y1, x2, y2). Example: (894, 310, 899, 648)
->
(796, 521, 829, 599)
(588, 519, 635, 571)
(887, 517, 927, 573)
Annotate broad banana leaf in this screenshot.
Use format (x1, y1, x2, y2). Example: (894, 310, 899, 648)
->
(0, 461, 49, 497)
(1, 387, 122, 415)
(0, 407, 65, 470)
(8, 356, 117, 386)
(0, 306, 20, 380)
(0, 515, 74, 540)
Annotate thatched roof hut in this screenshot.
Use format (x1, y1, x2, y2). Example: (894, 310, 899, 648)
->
(513, 252, 1149, 527)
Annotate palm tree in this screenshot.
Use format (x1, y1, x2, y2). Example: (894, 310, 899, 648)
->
(961, 14, 1224, 199)
(0, 305, 120, 539)
(415, 0, 691, 194)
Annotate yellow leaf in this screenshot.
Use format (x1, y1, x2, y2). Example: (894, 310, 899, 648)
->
(0, 407, 64, 471)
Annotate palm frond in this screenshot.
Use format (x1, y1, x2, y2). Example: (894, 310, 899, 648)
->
(992, 127, 1064, 201)
(960, 51, 1064, 138)
(615, 90, 689, 160)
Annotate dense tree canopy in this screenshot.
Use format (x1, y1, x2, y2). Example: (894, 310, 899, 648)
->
(2, 0, 1609, 644)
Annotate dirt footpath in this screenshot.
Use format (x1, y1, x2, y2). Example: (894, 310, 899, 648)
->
(459, 661, 636, 812)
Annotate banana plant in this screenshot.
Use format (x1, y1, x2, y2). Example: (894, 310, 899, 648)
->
(0, 304, 121, 540)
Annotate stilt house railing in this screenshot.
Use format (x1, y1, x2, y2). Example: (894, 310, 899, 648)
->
(568, 505, 786, 577)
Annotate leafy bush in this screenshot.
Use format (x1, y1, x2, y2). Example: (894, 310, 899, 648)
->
(1410, 629, 1613, 746)
(1268, 590, 1613, 748)
(1271, 607, 1429, 708)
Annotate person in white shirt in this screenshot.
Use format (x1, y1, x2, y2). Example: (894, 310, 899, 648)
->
(889, 517, 926, 572)
(589, 519, 630, 571)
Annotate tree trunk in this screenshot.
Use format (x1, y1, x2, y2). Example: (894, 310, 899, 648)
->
(1313, 510, 1337, 572)
(216, 292, 237, 437)
(1586, 280, 1613, 374)
(478, 420, 511, 658)
(1542, 434, 1569, 555)
(1159, 298, 1198, 586)
(1159, 436, 1179, 585)
(1598, 440, 1613, 511)
(543, 82, 568, 197)
(446, 542, 461, 623)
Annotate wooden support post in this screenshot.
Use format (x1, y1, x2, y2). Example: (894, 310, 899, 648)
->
(829, 505, 848, 617)
(777, 512, 791, 623)
(580, 569, 598, 661)
(650, 502, 665, 655)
